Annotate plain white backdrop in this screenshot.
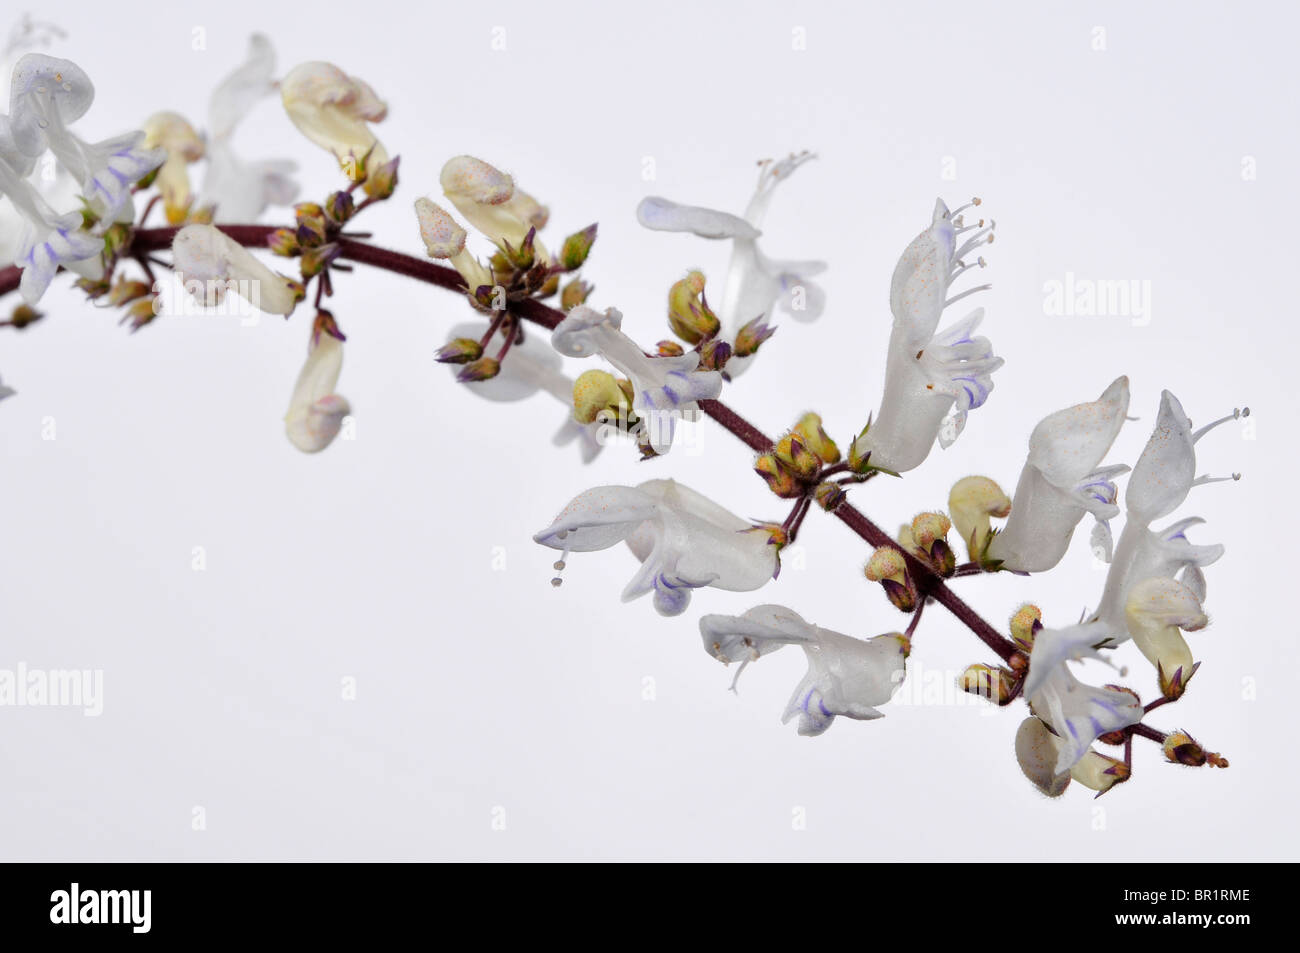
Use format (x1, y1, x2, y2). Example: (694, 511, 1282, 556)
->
(0, 0, 1294, 860)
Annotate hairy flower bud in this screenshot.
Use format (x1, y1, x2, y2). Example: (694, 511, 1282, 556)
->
(560, 224, 598, 270)
(457, 356, 501, 383)
(732, 314, 776, 358)
(813, 481, 846, 511)
(1009, 604, 1043, 653)
(774, 433, 822, 481)
(793, 412, 840, 464)
(1163, 731, 1207, 767)
(864, 547, 914, 612)
(435, 337, 483, 365)
(572, 369, 629, 425)
(967, 664, 1018, 704)
(561, 279, 593, 312)
(667, 271, 720, 345)
(755, 453, 803, 499)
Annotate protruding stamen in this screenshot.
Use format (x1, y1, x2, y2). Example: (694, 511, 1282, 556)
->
(1192, 472, 1242, 487)
(944, 284, 992, 309)
(948, 197, 982, 218)
(1192, 407, 1249, 444)
(955, 222, 995, 260)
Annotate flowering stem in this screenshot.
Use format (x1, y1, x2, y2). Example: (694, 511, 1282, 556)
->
(0, 227, 1019, 666)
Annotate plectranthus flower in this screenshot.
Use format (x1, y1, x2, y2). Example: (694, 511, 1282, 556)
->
(533, 479, 779, 616)
(440, 155, 548, 261)
(1125, 576, 1208, 699)
(171, 224, 301, 315)
(443, 320, 604, 463)
(636, 152, 824, 376)
(414, 198, 493, 292)
(201, 34, 298, 222)
(550, 305, 722, 453)
(0, 147, 102, 302)
(7, 54, 163, 223)
(1089, 391, 1244, 640)
(142, 111, 204, 224)
(698, 604, 908, 736)
(280, 60, 388, 189)
(985, 376, 1131, 571)
(1015, 717, 1130, 798)
(1025, 656, 1142, 772)
(284, 328, 350, 453)
(850, 198, 1002, 472)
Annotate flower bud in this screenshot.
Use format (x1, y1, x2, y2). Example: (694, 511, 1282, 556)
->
(363, 155, 399, 199)
(572, 369, 629, 425)
(948, 475, 1011, 561)
(325, 190, 356, 225)
(1162, 731, 1207, 767)
(436, 337, 483, 365)
(560, 279, 593, 312)
(7, 303, 43, 328)
(267, 228, 300, 257)
(123, 297, 159, 332)
(295, 204, 329, 247)
(655, 340, 684, 357)
(774, 433, 822, 481)
(699, 338, 731, 372)
(299, 242, 340, 278)
(1070, 751, 1130, 796)
(813, 481, 846, 511)
(864, 547, 914, 612)
(1126, 576, 1207, 701)
(959, 663, 1015, 704)
(107, 279, 152, 307)
(667, 271, 720, 344)
(1009, 604, 1042, 653)
(457, 356, 501, 383)
(560, 223, 598, 270)
(732, 314, 775, 357)
(793, 412, 840, 464)
(755, 453, 803, 499)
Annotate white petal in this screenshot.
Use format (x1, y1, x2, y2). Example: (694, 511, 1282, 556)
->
(1126, 391, 1195, 522)
(1026, 376, 1130, 487)
(635, 196, 759, 240)
(533, 485, 658, 553)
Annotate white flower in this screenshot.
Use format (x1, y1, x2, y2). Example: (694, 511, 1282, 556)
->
(7, 54, 163, 222)
(1014, 717, 1129, 798)
(986, 376, 1130, 571)
(1027, 661, 1142, 773)
(142, 111, 204, 224)
(201, 34, 298, 222)
(0, 152, 102, 302)
(550, 305, 721, 453)
(699, 604, 908, 736)
(440, 155, 548, 260)
(281, 60, 387, 186)
(444, 320, 604, 463)
(1125, 576, 1208, 698)
(533, 479, 779, 616)
(850, 198, 1002, 472)
(285, 330, 349, 453)
(1089, 391, 1243, 640)
(171, 224, 300, 316)
(636, 152, 824, 375)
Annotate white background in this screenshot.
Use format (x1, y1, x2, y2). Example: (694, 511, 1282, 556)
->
(0, 0, 1293, 860)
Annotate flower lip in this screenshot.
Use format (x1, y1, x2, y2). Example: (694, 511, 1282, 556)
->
(635, 196, 760, 240)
